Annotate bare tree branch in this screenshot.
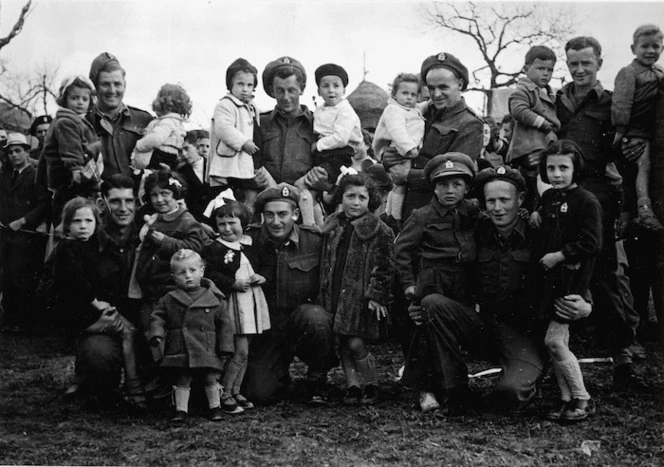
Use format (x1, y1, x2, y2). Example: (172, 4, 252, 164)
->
(0, 0, 32, 51)
(424, 1, 576, 109)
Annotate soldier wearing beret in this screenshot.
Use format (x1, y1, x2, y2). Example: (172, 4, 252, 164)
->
(394, 152, 480, 410)
(244, 183, 336, 404)
(85, 52, 153, 179)
(405, 165, 593, 413)
(28, 115, 53, 162)
(384, 52, 484, 220)
(255, 57, 331, 202)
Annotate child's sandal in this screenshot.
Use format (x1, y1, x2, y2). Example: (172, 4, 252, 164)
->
(221, 395, 244, 414)
(233, 394, 254, 409)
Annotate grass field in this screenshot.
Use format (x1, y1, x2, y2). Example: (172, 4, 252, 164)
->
(1, 331, 663, 466)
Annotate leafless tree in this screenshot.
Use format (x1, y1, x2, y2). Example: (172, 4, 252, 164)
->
(0, 0, 32, 51)
(0, 60, 60, 118)
(423, 2, 576, 113)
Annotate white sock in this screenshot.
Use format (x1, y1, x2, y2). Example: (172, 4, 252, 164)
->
(558, 356, 590, 400)
(340, 349, 360, 388)
(205, 383, 221, 409)
(173, 386, 191, 413)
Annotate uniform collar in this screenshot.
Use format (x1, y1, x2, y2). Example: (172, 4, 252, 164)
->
(431, 197, 468, 217)
(269, 104, 313, 123)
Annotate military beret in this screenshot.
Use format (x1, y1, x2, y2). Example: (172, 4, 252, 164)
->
(420, 52, 469, 91)
(262, 56, 307, 98)
(89, 52, 122, 85)
(314, 63, 349, 87)
(29, 115, 53, 136)
(474, 166, 527, 194)
(255, 183, 301, 212)
(226, 58, 258, 91)
(424, 152, 476, 183)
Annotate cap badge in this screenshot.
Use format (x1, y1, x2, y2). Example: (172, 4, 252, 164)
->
(497, 167, 506, 175)
(437, 53, 446, 62)
(445, 160, 454, 169)
(283, 57, 291, 64)
(282, 186, 290, 197)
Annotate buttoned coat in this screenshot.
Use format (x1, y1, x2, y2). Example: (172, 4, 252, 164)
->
(208, 94, 258, 180)
(507, 77, 559, 162)
(318, 212, 395, 339)
(149, 278, 234, 370)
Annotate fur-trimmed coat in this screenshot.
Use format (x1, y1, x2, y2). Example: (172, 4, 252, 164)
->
(318, 212, 395, 340)
(148, 278, 233, 370)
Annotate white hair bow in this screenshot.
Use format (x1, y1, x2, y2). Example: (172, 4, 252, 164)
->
(203, 188, 237, 218)
(336, 166, 358, 185)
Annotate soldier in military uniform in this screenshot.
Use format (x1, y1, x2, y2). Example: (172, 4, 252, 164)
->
(244, 183, 337, 404)
(255, 57, 330, 194)
(394, 153, 480, 411)
(86, 52, 153, 179)
(383, 52, 484, 220)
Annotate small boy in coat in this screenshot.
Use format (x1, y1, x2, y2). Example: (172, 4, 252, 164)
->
(506, 45, 560, 211)
(149, 249, 234, 422)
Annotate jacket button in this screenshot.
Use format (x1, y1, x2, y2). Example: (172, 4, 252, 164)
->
(205, 308, 209, 313)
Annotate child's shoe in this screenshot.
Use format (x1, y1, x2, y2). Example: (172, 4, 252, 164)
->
(419, 391, 440, 412)
(171, 410, 188, 423)
(361, 384, 380, 405)
(561, 398, 594, 422)
(545, 399, 570, 421)
(208, 407, 224, 421)
(221, 395, 244, 414)
(343, 385, 362, 406)
(233, 394, 254, 410)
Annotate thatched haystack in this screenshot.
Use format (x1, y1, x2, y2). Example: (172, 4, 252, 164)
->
(347, 80, 389, 131)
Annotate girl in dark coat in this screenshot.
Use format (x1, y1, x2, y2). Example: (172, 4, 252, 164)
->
(55, 197, 145, 407)
(319, 173, 395, 405)
(202, 201, 269, 413)
(530, 140, 602, 423)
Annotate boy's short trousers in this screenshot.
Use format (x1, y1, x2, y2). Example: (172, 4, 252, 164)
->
(313, 146, 354, 184)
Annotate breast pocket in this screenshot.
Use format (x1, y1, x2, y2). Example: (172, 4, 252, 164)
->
(421, 123, 458, 157)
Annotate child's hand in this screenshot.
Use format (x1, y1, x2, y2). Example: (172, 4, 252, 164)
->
(71, 170, 82, 185)
(250, 274, 266, 285)
(529, 211, 542, 228)
(539, 123, 553, 133)
(408, 303, 423, 326)
(368, 300, 388, 320)
(242, 140, 259, 155)
(232, 278, 251, 291)
(405, 148, 419, 159)
(150, 230, 165, 244)
(540, 251, 564, 271)
(404, 286, 416, 301)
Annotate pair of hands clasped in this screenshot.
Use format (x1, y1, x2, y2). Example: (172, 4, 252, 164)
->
(232, 274, 266, 291)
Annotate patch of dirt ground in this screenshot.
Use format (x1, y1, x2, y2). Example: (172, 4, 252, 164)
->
(1, 332, 664, 466)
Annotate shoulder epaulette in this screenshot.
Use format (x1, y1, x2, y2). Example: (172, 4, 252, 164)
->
(299, 224, 323, 235)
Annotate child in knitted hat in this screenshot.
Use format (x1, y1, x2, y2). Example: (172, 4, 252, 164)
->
(207, 58, 262, 213)
(43, 75, 103, 227)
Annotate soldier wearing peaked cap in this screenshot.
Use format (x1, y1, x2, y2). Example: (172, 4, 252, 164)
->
(384, 52, 483, 220)
(244, 182, 337, 405)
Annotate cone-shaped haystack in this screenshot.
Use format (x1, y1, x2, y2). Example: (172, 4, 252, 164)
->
(347, 80, 389, 131)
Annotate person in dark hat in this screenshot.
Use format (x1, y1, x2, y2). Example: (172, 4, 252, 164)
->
(394, 152, 480, 411)
(28, 115, 53, 162)
(383, 52, 484, 221)
(85, 52, 153, 179)
(0, 133, 49, 333)
(255, 57, 330, 213)
(244, 182, 337, 405)
(403, 164, 592, 414)
(305, 63, 363, 225)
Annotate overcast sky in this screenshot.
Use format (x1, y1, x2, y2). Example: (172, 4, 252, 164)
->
(3, 0, 664, 128)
